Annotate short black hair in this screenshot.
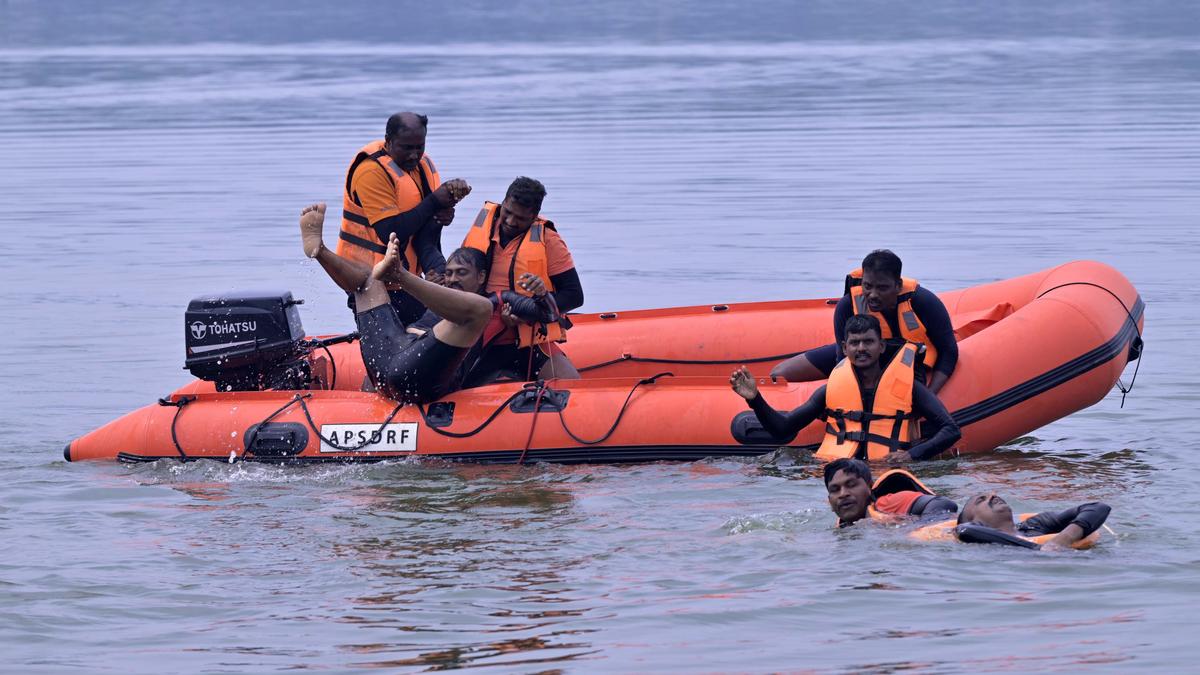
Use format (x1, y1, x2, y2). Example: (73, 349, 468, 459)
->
(504, 176, 547, 213)
(446, 246, 488, 276)
(862, 249, 903, 283)
(385, 112, 428, 140)
(843, 313, 882, 340)
(823, 458, 872, 489)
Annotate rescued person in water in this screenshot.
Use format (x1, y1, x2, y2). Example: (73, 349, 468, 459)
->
(731, 314, 961, 463)
(955, 492, 1111, 550)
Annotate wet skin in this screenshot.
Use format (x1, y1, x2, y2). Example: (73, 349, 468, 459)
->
(962, 493, 1016, 532)
(826, 468, 873, 524)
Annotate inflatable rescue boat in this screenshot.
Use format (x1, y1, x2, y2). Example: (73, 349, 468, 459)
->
(65, 261, 1143, 464)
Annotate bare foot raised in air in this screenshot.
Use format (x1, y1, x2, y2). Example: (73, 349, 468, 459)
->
(300, 203, 327, 258)
(372, 233, 413, 284)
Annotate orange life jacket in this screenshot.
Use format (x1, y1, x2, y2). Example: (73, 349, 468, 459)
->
(816, 342, 920, 461)
(462, 201, 566, 347)
(845, 269, 938, 372)
(867, 469, 935, 523)
(337, 141, 441, 288)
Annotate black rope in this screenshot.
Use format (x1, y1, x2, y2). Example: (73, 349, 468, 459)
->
(1035, 281, 1144, 407)
(241, 394, 309, 459)
(320, 343, 337, 390)
(300, 332, 359, 390)
(555, 372, 673, 446)
(295, 394, 407, 451)
(157, 395, 196, 461)
(417, 387, 531, 438)
(577, 351, 801, 373)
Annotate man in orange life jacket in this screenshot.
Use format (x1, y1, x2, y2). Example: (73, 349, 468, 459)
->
(955, 493, 1111, 549)
(823, 458, 958, 527)
(405, 247, 577, 387)
(731, 314, 961, 463)
(771, 249, 958, 395)
(460, 177, 584, 381)
(335, 112, 473, 325)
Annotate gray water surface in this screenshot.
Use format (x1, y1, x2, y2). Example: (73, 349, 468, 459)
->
(1, 2, 1198, 672)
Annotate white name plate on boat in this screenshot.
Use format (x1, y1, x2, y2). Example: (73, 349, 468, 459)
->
(319, 424, 418, 453)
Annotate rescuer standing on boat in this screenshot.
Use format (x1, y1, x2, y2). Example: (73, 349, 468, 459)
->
(335, 112, 472, 324)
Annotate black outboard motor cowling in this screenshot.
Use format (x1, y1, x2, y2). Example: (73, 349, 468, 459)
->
(184, 291, 309, 391)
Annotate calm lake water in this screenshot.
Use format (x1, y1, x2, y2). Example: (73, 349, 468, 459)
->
(2, 2, 1199, 672)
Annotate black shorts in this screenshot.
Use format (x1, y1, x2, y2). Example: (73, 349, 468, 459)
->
(347, 289, 427, 326)
(355, 304, 469, 404)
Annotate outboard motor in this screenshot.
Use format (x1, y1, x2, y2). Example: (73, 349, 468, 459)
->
(184, 291, 310, 391)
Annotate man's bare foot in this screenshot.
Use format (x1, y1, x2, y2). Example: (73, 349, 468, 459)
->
(371, 232, 412, 284)
(300, 203, 327, 258)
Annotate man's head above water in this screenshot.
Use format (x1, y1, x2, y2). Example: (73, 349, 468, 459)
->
(958, 493, 1016, 532)
(824, 458, 874, 525)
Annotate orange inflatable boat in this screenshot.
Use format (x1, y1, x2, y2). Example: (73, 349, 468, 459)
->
(65, 261, 1143, 464)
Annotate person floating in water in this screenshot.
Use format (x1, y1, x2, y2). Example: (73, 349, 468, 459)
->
(772, 249, 958, 394)
(459, 177, 584, 382)
(335, 112, 473, 324)
(732, 314, 961, 462)
(405, 246, 579, 386)
(823, 458, 957, 527)
(303, 202, 506, 404)
(955, 493, 1111, 550)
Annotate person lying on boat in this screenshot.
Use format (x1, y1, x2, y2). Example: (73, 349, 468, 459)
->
(336, 112, 472, 325)
(824, 458, 957, 527)
(459, 177, 585, 383)
(302, 202, 508, 404)
(406, 246, 580, 385)
(731, 314, 961, 463)
(771, 249, 958, 394)
(955, 493, 1111, 550)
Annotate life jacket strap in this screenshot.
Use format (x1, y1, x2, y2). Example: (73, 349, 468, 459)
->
(338, 230, 388, 255)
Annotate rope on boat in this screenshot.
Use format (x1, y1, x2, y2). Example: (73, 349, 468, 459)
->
(553, 372, 674, 446)
(157, 395, 196, 461)
(1035, 281, 1144, 408)
(577, 352, 801, 373)
(294, 394, 406, 452)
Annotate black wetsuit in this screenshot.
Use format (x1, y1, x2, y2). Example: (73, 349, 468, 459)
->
(409, 291, 561, 389)
(355, 292, 556, 404)
(805, 287, 958, 381)
(1017, 502, 1111, 538)
(746, 377, 962, 460)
